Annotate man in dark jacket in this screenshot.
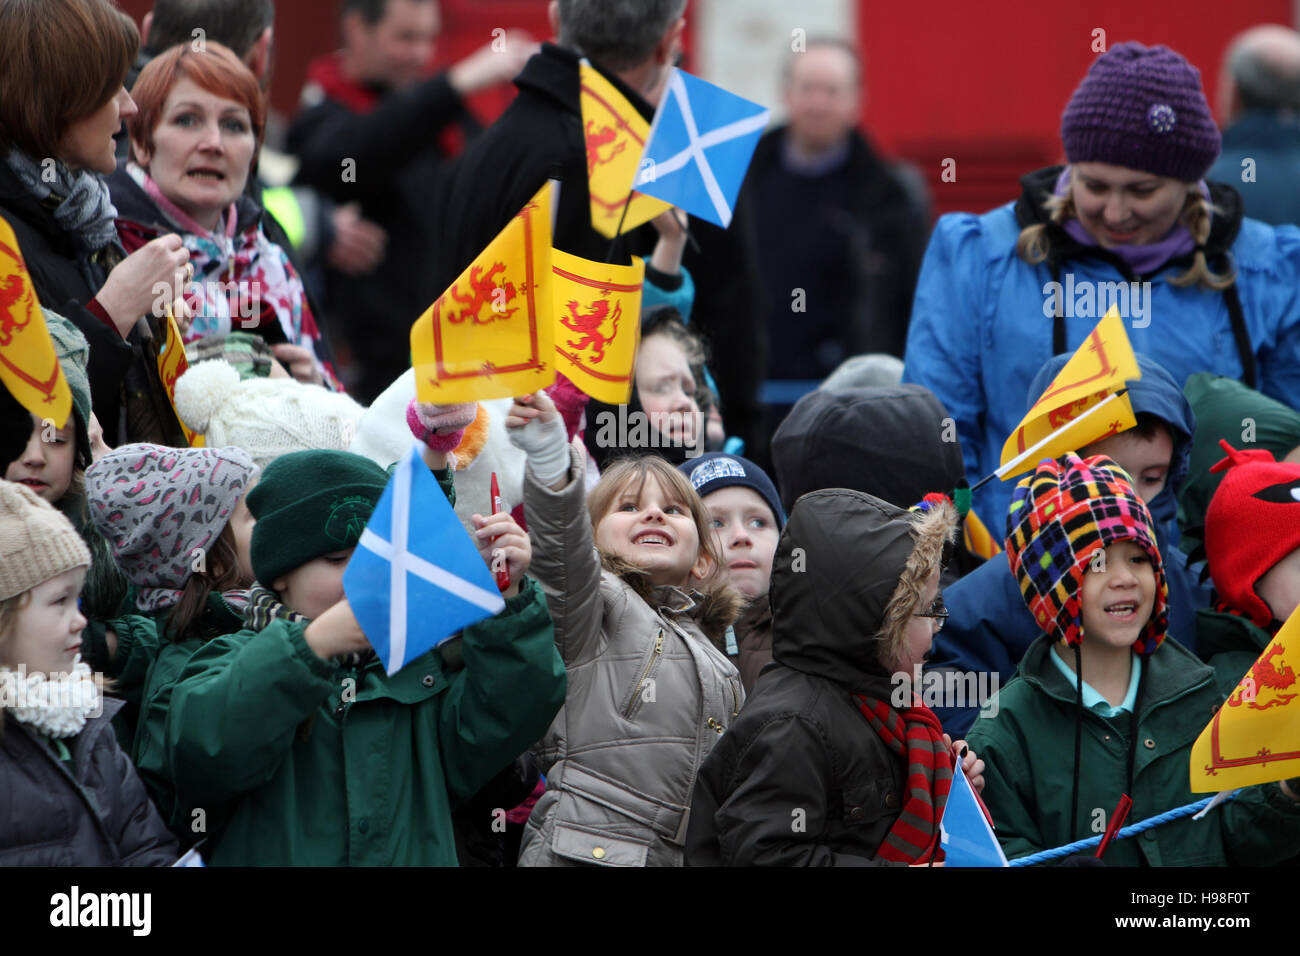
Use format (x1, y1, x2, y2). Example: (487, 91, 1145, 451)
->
(745, 40, 929, 378)
(686, 490, 968, 866)
(433, 0, 769, 454)
(288, 0, 532, 402)
(1209, 25, 1300, 226)
(928, 352, 1213, 737)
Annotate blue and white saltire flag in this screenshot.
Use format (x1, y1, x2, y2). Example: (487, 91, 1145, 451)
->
(632, 68, 770, 228)
(939, 765, 1009, 867)
(343, 445, 505, 676)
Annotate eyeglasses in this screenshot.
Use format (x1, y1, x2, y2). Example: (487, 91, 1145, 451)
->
(913, 596, 949, 629)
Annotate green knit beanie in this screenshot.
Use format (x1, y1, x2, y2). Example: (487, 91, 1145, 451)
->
(44, 309, 91, 434)
(247, 449, 389, 586)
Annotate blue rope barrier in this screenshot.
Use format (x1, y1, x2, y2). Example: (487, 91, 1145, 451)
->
(1007, 793, 1235, 866)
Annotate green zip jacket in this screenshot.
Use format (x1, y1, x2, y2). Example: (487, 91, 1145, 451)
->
(967, 634, 1300, 866)
(164, 574, 564, 866)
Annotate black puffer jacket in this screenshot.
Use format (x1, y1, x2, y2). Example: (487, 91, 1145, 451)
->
(0, 697, 179, 866)
(686, 489, 953, 866)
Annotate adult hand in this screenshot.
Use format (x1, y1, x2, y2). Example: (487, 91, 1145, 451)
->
(270, 343, 324, 386)
(649, 207, 688, 276)
(326, 203, 387, 275)
(471, 511, 530, 599)
(96, 234, 191, 339)
(448, 31, 538, 95)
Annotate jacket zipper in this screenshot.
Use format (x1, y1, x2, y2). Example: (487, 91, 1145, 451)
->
(623, 630, 664, 719)
(730, 679, 740, 718)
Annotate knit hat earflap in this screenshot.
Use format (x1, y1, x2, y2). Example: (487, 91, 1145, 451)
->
(1004, 453, 1167, 653)
(0, 481, 91, 601)
(1204, 439, 1300, 628)
(1060, 41, 1221, 182)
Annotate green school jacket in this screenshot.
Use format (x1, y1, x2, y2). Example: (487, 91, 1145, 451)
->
(1197, 607, 1275, 698)
(163, 575, 565, 866)
(967, 634, 1300, 866)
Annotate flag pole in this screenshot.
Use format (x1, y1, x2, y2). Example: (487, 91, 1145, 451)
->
(605, 191, 635, 263)
(970, 389, 1129, 492)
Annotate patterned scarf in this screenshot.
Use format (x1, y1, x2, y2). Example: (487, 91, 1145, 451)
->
(123, 163, 336, 387)
(854, 693, 953, 864)
(245, 583, 372, 667)
(4, 149, 119, 253)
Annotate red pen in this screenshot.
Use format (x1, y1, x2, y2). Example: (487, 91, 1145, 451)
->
(1095, 793, 1133, 859)
(490, 472, 511, 592)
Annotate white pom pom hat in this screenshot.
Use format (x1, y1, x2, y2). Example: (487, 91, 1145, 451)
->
(175, 360, 365, 468)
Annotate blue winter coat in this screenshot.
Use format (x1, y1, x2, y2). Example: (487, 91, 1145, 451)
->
(929, 352, 1212, 737)
(902, 166, 1300, 529)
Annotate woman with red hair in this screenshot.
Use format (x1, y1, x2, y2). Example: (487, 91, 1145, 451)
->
(109, 42, 338, 388)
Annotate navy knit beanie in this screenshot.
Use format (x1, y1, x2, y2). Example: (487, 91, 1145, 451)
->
(679, 452, 785, 529)
(1061, 41, 1221, 182)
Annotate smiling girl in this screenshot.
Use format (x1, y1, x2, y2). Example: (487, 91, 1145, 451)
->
(508, 389, 743, 866)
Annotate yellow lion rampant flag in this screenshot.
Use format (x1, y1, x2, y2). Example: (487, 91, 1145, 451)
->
(1190, 613, 1300, 792)
(580, 61, 671, 238)
(551, 249, 644, 404)
(998, 306, 1141, 480)
(411, 182, 556, 404)
(157, 310, 204, 447)
(0, 218, 72, 428)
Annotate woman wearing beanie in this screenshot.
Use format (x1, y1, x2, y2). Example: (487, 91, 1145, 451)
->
(0, 482, 178, 864)
(80, 442, 256, 830)
(162, 438, 565, 865)
(904, 41, 1300, 528)
(965, 453, 1300, 865)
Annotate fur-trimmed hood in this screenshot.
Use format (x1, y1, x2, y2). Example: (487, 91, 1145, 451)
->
(770, 489, 957, 689)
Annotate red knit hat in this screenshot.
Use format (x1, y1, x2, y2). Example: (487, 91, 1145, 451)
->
(1204, 439, 1300, 628)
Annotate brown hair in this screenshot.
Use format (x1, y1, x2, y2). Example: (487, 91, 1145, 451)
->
(0, 0, 139, 159)
(165, 522, 245, 642)
(128, 41, 266, 162)
(1016, 171, 1235, 291)
(587, 455, 741, 643)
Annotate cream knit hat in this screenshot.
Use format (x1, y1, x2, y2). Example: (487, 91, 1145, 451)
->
(0, 481, 91, 601)
(174, 360, 365, 468)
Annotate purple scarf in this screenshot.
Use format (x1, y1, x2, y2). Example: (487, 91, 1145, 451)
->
(1053, 168, 1208, 275)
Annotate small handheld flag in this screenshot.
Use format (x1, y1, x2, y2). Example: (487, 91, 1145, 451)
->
(551, 249, 644, 404)
(1190, 607, 1300, 792)
(632, 68, 769, 229)
(939, 758, 1009, 867)
(580, 61, 671, 238)
(344, 446, 505, 676)
(998, 306, 1141, 480)
(0, 218, 72, 428)
(411, 182, 556, 404)
(158, 308, 204, 447)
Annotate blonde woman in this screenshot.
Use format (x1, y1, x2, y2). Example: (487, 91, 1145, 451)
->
(903, 41, 1300, 526)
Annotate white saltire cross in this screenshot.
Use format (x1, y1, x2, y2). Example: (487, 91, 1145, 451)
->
(357, 449, 504, 673)
(634, 69, 769, 228)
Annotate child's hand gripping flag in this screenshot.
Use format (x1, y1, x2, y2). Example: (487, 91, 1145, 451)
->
(0, 218, 72, 427)
(551, 249, 644, 404)
(997, 306, 1141, 480)
(1190, 606, 1300, 792)
(580, 61, 671, 238)
(411, 182, 556, 404)
(632, 68, 769, 229)
(939, 753, 1008, 867)
(343, 446, 506, 676)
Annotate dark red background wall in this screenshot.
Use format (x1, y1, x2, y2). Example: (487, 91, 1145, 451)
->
(114, 0, 1293, 214)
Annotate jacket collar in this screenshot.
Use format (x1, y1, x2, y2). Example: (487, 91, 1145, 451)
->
(514, 43, 656, 123)
(1013, 164, 1245, 274)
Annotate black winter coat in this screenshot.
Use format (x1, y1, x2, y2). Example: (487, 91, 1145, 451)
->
(0, 160, 186, 447)
(0, 698, 179, 865)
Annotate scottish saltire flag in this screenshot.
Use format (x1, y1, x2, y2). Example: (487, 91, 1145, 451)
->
(939, 766, 1009, 867)
(632, 68, 769, 228)
(344, 445, 505, 676)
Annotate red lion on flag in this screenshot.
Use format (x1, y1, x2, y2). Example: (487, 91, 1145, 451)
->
(561, 297, 621, 364)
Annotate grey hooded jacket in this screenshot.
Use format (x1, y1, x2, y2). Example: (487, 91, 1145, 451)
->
(518, 448, 744, 867)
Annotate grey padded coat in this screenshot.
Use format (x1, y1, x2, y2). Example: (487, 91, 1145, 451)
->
(517, 448, 744, 867)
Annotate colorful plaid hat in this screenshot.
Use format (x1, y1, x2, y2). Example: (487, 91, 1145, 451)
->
(1004, 453, 1167, 653)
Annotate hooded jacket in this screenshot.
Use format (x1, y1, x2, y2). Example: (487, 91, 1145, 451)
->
(903, 164, 1300, 529)
(0, 697, 178, 866)
(930, 353, 1211, 736)
(685, 490, 954, 866)
(517, 446, 743, 867)
(769, 383, 981, 582)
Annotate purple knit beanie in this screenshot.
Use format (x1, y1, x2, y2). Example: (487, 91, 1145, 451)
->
(1060, 41, 1221, 182)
